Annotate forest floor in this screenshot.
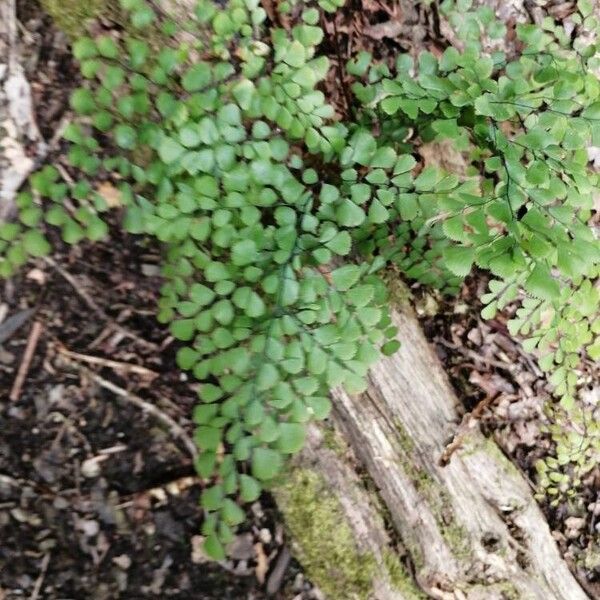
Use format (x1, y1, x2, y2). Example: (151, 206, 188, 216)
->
(0, 0, 598, 599)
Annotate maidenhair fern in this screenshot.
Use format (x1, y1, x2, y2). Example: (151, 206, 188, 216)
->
(1, 0, 598, 555)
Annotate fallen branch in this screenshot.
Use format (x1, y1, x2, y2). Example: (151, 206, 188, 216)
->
(330, 307, 590, 599)
(274, 424, 417, 600)
(55, 343, 158, 379)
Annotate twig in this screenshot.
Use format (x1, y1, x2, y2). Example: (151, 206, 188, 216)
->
(55, 344, 158, 378)
(439, 394, 500, 466)
(60, 356, 198, 461)
(266, 546, 291, 594)
(10, 320, 43, 401)
(438, 338, 515, 372)
(43, 256, 103, 312)
(29, 553, 50, 600)
(43, 256, 158, 351)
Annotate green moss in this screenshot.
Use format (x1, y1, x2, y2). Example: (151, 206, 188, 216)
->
(382, 550, 427, 599)
(40, 0, 116, 38)
(321, 424, 348, 457)
(383, 271, 413, 310)
(274, 469, 378, 600)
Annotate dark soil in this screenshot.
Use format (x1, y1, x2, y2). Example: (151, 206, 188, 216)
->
(0, 229, 310, 599)
(0, 4, 315, 598)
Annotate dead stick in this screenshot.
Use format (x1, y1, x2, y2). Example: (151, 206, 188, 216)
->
(29, 552, 50, 600)
(10, 320, 43, 401)
(55, 344, 158, 378)
(438, 393, 499, 466)
(62, 357, 198, 461)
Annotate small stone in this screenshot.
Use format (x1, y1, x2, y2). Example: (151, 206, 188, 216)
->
(78, 519, 100, 537)
(250, 501, 264, 519)
(81, 457, 102, 478)
(26, 268, 46, 285)
(565, 516, 585, 532)
(588, 501, 600, 516)
(39, 538, 57, 552)
(565, 517, 585, 540)
(258, 528, 272, 544)
(9, 506, 42, 525)
(141, 263, 160, 277)
(293, 573, 304, 592)
(228, 533, 255, 560)
(0, 348, 14, 364)
(112, 554, 132, 570)
(53, 496, 69, 510)
(10, 508, 28, 523)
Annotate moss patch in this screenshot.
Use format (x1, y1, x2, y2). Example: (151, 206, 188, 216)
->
(275, 469, 378, 600)
(382, 550, 427, 599)
(321, 424, 349, 457)
(383, 270, 413, 310)
(40, 0, 119, 38)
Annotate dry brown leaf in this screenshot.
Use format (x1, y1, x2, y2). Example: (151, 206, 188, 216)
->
(420, 140, 469, 177)
(364, 20, 404, 41)
(96, 182, 122, 208)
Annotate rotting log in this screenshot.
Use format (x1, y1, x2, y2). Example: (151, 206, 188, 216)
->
(274, 423, 423, 600)
(327, 306, 590, 600)
(273, 304, 590, 600)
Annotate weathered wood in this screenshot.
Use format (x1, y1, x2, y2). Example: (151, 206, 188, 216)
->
(275, 424, 423, 600)
(0, 0, 46, 219)
(330, 307, 589, 600)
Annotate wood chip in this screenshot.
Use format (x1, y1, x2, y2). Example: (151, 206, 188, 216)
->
(254, 542, 269, 584)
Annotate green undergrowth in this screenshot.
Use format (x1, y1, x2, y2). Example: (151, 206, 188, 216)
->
(3, 0, 599, 559)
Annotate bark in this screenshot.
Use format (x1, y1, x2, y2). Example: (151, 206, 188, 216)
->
(329, 307, 589, 600)
(0, 0, 47, 220)
(274, 305, 589, 600)
(274, 424, 421, 600)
